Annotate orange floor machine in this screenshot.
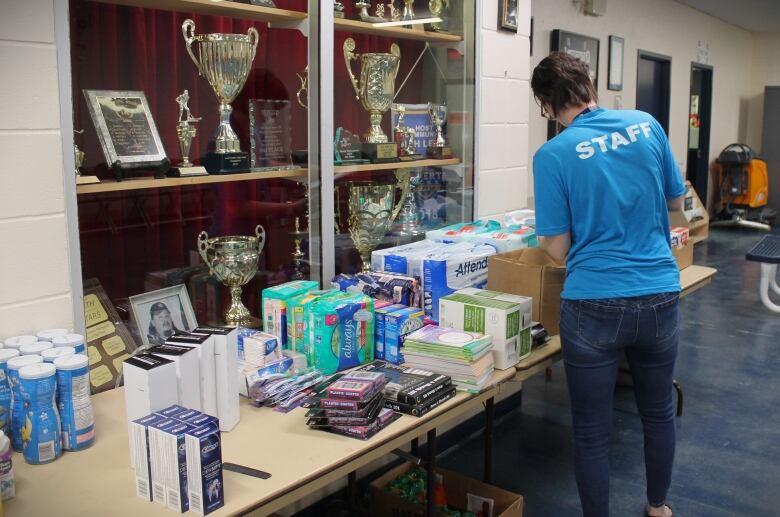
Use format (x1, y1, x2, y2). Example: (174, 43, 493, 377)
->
(713, 143, 776, 230)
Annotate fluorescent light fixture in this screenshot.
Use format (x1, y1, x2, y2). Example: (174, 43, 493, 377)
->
(373, 17, 443, 28)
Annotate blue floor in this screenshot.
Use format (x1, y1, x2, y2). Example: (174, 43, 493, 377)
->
(438, 227, 780, 516)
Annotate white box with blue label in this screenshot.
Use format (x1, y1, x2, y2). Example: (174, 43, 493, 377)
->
(129, 413, 167, 501)
(374, 304, 406, 360)
(155, 420, 193, 513)
(383, 307, 425, 364)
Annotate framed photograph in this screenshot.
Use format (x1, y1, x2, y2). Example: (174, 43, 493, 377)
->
(498, 0, 518, 33)
(83, 89, 167, 168)
(551, 29, 600, 87)
(608, 35, 625, 91)
(129, 284, 198, 348)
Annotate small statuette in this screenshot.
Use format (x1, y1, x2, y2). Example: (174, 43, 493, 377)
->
(74, 129, 100, 185)
(173, 89, 208, 176)
(402, 0, 415, 19)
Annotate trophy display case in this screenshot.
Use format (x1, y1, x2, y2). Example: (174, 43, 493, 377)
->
(66, 0, 476, 329)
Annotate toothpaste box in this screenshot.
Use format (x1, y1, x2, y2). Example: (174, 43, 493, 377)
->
(262, 280, 319, 348)
(439, 289, 533, 368)
(239, 331, 282, 365)
(147, 417, 180, 506)
(422, 243, 497, 323)
(185, 423, 224, 516)
(384, 307, 425, 364)
(148, 344, 202, 411)
(309, 293, 375, 374)
(123, 354, 178, 470)
(166, 334, 217, 417)
(374, 304, 407, 360)
(155, 420, 193, 513)
(426, 219, 501, 243)
(156, 404, 195, 421)
(129, 413, 166, 501)
(193, 326, 239, 432)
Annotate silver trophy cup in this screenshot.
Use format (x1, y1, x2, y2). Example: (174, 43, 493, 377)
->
(182, 19, 258, 172)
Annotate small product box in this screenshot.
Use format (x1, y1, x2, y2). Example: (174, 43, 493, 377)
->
(440, 289, 534, 368)
(237, 355, 294, 397)
(288, 290, 333, 358)
(153, 420, 193, 513)
(123, 353, 178, 461)
(147, 417, 179, 506)
(193, 326, 239, 432)
(239, 331, 282, 365)
(129, 413, 166, 501)
(374, 304, 407, 361)
(148, 344, 202, 412)
(384, 307, 425, 365)
(185, 423, 224, 516)
(166, 334, 217, 417)
(261, 280, 319, 348)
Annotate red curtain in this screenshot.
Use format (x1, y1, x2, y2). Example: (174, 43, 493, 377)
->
(71, 0, 425, 317)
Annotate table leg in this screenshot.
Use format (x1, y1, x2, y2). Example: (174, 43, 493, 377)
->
(348, 471, 357, 509)
(483, 397, 494, 483)
(411, 437, 419, 457)
(426, 429, 437, 517)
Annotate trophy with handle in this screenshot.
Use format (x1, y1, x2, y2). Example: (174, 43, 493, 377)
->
(182, 19, 258, 174)
(348, 178, 411, 272)
(198, 225, 266, 327)
(344, 37, 401, 163)
(426, 102, 452, 159)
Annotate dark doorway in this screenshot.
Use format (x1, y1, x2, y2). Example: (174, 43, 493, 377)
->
(636, 51, 672, 133)
(686, 63, 714, 202)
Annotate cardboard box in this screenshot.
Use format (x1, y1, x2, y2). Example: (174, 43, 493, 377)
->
(166, 334, 217, 417)
(193, 327, 239, 432)
(149, 344, 202, 411)
(155, 420, 192, 512)
(370, 463, 524, 517)
(487, 248, 566, 336)
(683, 181, 709, 243)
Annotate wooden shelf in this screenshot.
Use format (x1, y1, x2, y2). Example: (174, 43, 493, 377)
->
(90, 0, 307, 23)
(335, 158, 461, 175)
(334, 18, 463, 43)
(76, 168, 306, 195)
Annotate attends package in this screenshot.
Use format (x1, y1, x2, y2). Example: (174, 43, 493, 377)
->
(371, 239, 445, 276)
(422, 243, 497, 323)
(310, 294, 375, 374)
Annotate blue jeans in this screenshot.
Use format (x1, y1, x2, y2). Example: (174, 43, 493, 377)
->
(560, 293, 679, 517)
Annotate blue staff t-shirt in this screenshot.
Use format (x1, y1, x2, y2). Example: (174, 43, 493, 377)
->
(533, 108, 686, 300)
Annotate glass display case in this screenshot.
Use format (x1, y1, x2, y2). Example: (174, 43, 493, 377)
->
(66, 0, 475, 343)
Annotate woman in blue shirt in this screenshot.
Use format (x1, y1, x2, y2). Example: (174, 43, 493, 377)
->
(531, 52, 685, 517)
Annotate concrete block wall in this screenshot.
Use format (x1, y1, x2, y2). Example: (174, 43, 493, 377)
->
(476, 0, 532, 219)
(0, 0, 76, 337)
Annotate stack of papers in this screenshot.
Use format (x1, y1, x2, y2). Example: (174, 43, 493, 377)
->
(402, 326, 495, 393)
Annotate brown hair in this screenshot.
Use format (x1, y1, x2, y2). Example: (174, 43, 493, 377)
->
(531, 51, 598, 117)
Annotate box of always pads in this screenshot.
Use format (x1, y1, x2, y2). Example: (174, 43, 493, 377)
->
(384, 307, 425, 365)
(310, 293, 375, 374)
(440, 289, 533, 368)
(287, 290, 334, 358)
(262, 281, 319, 349)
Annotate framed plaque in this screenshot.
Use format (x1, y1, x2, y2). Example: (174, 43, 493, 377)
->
(82, 278, 138, 394)
(83, 89, 167, 171)
(249, 99, 294, 169)
(608, 35, 625, 91)
(391, 103, 445, 155)
(551, 30, 600, 87)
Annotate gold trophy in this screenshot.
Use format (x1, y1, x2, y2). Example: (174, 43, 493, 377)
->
(74, 130, 100, 185)
(173, 90, 207, 176)
(198, 225, 266, 327)
(428, 0, 448, 31)
(348, 179, 410, 272)
(343, 37, 401, 162)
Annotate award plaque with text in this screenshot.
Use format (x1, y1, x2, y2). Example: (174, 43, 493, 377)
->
(249, 99, 294, 169)
(83, 90, 169, 180)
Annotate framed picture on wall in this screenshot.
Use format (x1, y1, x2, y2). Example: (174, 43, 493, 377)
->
(550, 29, 600, 87)
(498, 0, 518, 33)
(608, 35, 625, 91)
